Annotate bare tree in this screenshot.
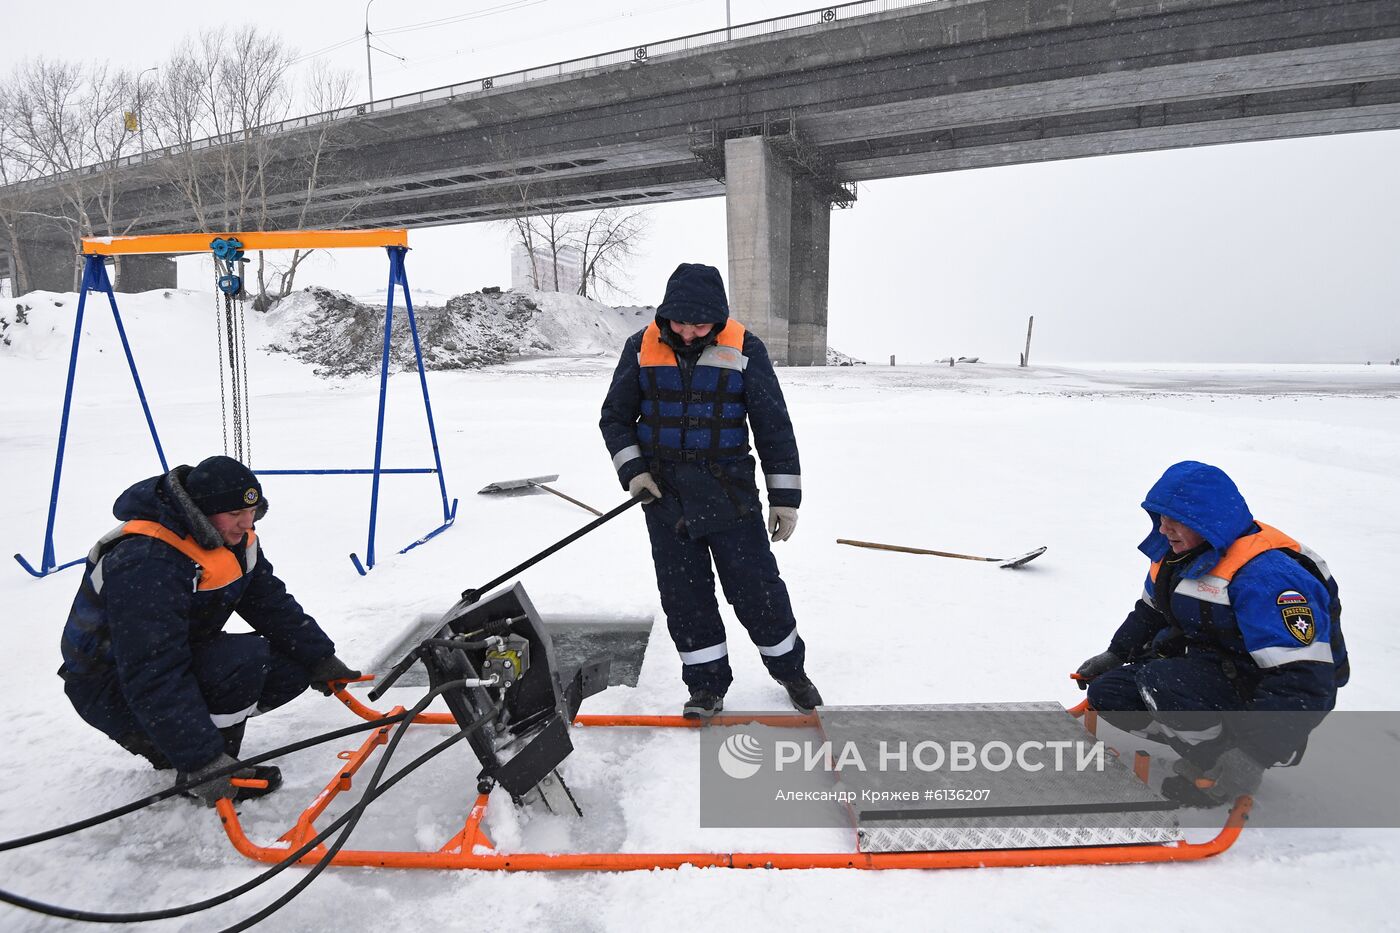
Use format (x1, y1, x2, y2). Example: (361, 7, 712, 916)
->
(576, 206, 648, 300)
(253, 61, 357, 310)
(0, 81, 40, 294)
(145, 28, 358, 308)
(1, 59, 139, 288)
(495, 168, 650, 300)
(147, 27, 293, 232)
(503, 205, 649, 300)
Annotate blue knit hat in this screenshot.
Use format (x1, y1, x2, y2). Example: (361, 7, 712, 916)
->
(657, 263, 730, 325)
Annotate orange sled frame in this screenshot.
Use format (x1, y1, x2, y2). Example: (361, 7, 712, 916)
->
(216, 692, 1250, 872)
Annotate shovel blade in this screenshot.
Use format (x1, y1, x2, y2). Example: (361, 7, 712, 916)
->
(998, 546, 1047, 569)
(478, 474, 560, 495)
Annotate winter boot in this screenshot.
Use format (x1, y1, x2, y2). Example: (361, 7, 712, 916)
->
(219, 721, 247, 756)
(682, 690, 724, 720)
(780, 677, 823, 713)
(1159, 775, 1220, 809)
(116, 732, 173, 771)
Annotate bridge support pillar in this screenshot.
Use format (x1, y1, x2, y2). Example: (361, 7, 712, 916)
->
(787, 177, 830, 367)
(724, 135, 831, 366)
(19, 241, 79, 294)
(114, 255, 177, 293)
(725, 135, 792, 364)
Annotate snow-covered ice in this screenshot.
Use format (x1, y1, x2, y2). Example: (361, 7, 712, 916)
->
(1, 287, 1397, 931)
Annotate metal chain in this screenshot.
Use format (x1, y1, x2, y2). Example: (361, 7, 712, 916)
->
(235, 288, 252, 467)
(223, 291, 243, 462)
(214, 259, 230, 457)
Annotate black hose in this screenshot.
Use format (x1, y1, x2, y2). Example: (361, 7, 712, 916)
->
(0, 680, 497, 927)
(0, 711, 410, 853)
(216, 690, 498, 933)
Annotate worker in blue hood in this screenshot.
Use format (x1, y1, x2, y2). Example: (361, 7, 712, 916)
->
(599, 263, 821, 719)
(1076, 461, 1348, 807)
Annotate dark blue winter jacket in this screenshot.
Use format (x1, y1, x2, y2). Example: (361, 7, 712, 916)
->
(60, 467, 335, 771)
(1110, 462, 1346, 758)
(600, 318, 801, 538)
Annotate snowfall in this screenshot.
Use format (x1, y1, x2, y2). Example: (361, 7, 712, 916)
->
(0, 283, 1397, 932)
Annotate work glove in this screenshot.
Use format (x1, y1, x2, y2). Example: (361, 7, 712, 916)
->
(308, 654, 362, 696)
(1074, 650, 1122, 686)
(179, 752, 249, 808)
(628, 471, 662, 503)
(768, 506, 798, 543)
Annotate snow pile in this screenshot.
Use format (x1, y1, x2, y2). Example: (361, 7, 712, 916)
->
(0, 292, 85, 359)
(263, 286, 651, 375)
(826, 346, 864, 366)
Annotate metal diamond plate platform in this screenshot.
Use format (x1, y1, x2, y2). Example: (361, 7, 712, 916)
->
(816, 702, 1179, 852)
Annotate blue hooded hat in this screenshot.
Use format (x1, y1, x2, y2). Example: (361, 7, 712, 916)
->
(1138, 461, 1255, 562)
(656, 263, 730, 325)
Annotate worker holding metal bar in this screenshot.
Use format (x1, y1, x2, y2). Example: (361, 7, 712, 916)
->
(1075, 461, 1348, 806)
(599, 263, 821, 719)
(58, 456, 360, 805)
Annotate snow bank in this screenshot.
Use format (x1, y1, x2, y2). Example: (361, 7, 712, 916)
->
(263, 286, 650, 375)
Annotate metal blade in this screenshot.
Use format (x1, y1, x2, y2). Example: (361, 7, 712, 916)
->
(998, 546, 1047, 569)
(478, 474, 560, 495)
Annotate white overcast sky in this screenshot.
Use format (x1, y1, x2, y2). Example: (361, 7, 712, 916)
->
(7, 0, 1398, 363)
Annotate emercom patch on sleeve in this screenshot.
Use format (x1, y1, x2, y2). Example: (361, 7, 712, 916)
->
(1277, 590, 1316, 645)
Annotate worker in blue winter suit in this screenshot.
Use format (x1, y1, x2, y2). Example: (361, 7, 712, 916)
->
(600, 262, 821, 719)
(1076, 461, 1348, 807)
(59, 456, 361, 806)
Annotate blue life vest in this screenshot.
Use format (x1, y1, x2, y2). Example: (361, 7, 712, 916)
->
(636, 320, 750, 462)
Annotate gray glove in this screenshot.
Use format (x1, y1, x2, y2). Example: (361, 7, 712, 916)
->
(309, 654, 362, 696)
(1199, 748, 1265, 802)
(628, 472, 661, 502)
(1075, 650, 1122, 684)
(768, 506, 798, 543)
(180, 752, 247, 808)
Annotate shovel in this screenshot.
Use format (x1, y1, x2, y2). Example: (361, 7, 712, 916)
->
(478, 474, 603, 516)
(836, 538, 1046, 569)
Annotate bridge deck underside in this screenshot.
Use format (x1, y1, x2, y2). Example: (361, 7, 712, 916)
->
(5, 0, 1399, 244)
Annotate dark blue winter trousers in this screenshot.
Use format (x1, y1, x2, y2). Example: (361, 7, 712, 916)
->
(63, 632, 314, 765)
(1086, 655, 1251, 765)
(644, 508, 807, 695)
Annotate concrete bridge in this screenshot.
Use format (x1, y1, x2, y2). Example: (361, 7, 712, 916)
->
(4, 0, 1398, 363)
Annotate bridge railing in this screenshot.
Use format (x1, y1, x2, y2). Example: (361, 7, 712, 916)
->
(8, 0, 935, 190)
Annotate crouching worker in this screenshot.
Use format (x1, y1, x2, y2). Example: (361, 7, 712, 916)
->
(59, 456, 360, 806)
(1075, 461, 1348, 807)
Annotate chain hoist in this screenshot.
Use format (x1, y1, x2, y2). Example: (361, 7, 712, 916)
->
(211, 237, 252, 465)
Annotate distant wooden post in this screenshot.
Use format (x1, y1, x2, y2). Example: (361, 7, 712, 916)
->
(889, 355, 895, 366)
(1021, 315, 1035, 367)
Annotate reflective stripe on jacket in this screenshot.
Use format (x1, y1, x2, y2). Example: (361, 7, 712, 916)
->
(1141, 521, 1347, 680)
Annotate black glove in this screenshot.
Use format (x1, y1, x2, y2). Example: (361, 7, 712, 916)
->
(1074, 650, 1122, 686)
(179, 752, 246, 808)
(308, 654, 361, 696)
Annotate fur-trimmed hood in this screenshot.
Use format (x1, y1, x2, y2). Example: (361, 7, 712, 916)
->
(110, 465, 257, 550)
